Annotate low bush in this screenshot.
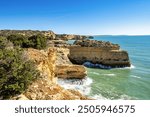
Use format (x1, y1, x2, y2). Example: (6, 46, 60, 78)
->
(0, 39, 39, 99)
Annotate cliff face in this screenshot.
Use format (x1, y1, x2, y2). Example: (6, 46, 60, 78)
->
(69, 40, 131, 68)
(26, 48, 56, 83)
(56, 65, 87, 79)
(13, 47, 88, 100)
(55, 47, 87, 79)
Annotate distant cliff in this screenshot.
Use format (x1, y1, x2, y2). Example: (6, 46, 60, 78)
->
(69, 40, 131, 68)
(0, 30, 91, 40)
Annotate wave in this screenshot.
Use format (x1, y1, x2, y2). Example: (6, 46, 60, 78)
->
(89, 72, 100, 75)
(102, 74, 116, 76)
(83, 62, 135, 69)
(115, 64, 135, 70)
(131, 75, 141, 79)
(91, 94, 108, 100)
(57, 77, 93, 95)
(126, 64, 135, 69)
(83, 62, 111, 69)
(91, 94, 137, 100)
(89, 72, 116, 77)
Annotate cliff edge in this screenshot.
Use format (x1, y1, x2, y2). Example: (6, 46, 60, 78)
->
(69, 40, 131, 68)
(12, 48, 89, 100)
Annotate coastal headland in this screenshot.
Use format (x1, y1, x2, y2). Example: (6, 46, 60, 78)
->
(0, 30, 130, 100)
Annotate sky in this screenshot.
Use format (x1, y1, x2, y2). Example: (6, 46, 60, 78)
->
(0, 0, 150, 35)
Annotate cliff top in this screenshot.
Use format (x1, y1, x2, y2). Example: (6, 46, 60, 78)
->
(73, 39, 120, 50)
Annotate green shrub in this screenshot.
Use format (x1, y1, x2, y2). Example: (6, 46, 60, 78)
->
(0, 40, 39, 99)
(7, 34, 47, 49)
(27, 34, 47, 49)
(7, 34, 28, 47)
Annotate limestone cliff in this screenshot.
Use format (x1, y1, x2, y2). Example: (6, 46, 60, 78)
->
(56, 65, 87, 79)
(56, 34, 88, 40)
(55, 47, 87, 79)
(13, 48, 89, 100)
(69, 40, 131, 68)
(26, 48, 56, 83)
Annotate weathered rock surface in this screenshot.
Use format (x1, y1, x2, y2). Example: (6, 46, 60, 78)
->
(56, 65, 87, 79)
(74, 39, 120, 50)
(56, 47, 72, 65)
(56, 34, 88, 40)
(69, 40, 131, 68)
(55, 47, 87, 79)
(47, 40, 70, 47)
(26, 48, 56, 83)
(16, 47, 89, 100)
(24, 80, 89, 100)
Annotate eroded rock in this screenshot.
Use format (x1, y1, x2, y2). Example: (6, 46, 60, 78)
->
(69, 40, 131, 68)
(56, 65, 87, 79)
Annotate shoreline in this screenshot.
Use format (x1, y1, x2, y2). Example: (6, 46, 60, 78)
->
(0, 30, 132, 100)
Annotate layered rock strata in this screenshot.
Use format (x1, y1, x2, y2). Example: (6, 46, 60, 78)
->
(56, 65, 87, 79)
(13, 48, 89, 100)
(69, 40, 131, 68)
(55, 47, 87, 79)
(56, 34, 88, 40)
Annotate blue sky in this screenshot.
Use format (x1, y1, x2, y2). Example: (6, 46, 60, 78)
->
(0, 0, 150, 35)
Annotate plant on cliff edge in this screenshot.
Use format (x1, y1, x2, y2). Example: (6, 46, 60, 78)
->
(27, 34, 47, 49)
(7, 34, 28, 47)
(0, 38, 39, 99)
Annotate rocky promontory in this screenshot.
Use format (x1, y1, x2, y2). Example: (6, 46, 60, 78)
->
(12, 48, 89, 100)
(0, 29, 131, 100)
(69, 39, 131, 68)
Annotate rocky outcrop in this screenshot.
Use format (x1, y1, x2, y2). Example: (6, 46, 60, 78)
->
(56, 34, 88, 40)
(74, 39, 120, 50)
(16, 47, 89, 100)
(55, 47, 87, 79)
(47, 40, 70, 47)
(26, 48, 56, 83)
(56, 65, 87, 79)
(56, 47, 72, 65)
(69, 40, 131, 68)
(24, 79, 89, 100)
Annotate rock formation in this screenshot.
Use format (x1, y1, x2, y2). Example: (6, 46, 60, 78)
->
(56, 34, 88, 40)
(26, 48, 56, 83)
(55, 47, 87, 79)
(69, 40, 131, 68)
(12, 48, 89, 100)
(56, 65, 87, 79)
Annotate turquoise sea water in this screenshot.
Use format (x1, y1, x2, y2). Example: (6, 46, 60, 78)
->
(87, 36, 150, 100)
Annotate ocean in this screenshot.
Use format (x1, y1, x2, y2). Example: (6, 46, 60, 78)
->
(87, 35, 150, 100)
(59, 36, 150, 100)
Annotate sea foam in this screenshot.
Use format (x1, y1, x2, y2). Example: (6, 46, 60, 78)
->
(58, 77, 93, 95)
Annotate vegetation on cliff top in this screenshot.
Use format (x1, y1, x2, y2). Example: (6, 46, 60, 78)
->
(7, 34, 47, 49)
(0, 37, 39, 99)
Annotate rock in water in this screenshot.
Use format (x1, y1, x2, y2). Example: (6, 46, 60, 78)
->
(69, 39, 131, 68)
